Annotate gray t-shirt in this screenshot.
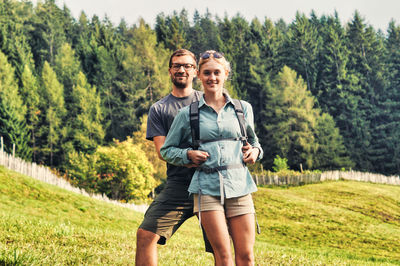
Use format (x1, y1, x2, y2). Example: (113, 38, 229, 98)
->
(146, 90, 202, 184)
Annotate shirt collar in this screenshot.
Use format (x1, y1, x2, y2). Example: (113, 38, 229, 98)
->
(198, 92, 233, 108)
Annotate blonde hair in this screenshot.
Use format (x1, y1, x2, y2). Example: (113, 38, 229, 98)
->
(198, 50, 231, 74)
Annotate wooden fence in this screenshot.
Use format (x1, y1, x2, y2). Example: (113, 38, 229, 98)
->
(2, 138, 399, 212)
(253, 170, 400, 186)
(0, 146, 148, 213)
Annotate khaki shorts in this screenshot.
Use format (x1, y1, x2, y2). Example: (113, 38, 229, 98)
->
(193, 194, 255, 218)
(139, 182, 213, 252)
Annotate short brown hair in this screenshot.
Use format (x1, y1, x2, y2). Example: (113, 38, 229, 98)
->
(169, 49, 197, 68)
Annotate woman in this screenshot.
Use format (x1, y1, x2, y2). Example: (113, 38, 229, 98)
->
(160, 50, 262, 266)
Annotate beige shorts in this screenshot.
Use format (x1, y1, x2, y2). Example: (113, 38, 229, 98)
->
(193, 194, 255, 218)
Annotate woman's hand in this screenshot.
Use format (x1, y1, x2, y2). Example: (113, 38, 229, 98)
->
(242, 142, 260, 164)
(187, 150, 210, 166)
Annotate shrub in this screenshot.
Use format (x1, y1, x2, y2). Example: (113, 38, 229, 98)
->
(67, 137, 156, 202)
(95, 137, 156, 201)
(66, 151, 99, 193)
(272, 155, 289, 172)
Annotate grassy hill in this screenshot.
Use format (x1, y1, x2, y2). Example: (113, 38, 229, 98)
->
(1, 165, 400, 265)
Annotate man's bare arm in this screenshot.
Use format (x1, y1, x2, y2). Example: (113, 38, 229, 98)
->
(153, 136, 166, 161)
(154, 135, 198, 168)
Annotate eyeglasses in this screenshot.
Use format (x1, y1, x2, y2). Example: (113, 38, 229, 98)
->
(200, 51, 224, 59)
(171, 63, 195, 70)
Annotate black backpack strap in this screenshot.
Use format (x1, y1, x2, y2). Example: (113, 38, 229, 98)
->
(190, 101, 200, 150)
(190, 99, 247, 150)
(231, 99, 248, 145)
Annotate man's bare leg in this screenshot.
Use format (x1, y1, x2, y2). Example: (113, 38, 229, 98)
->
(135, 228, 160, 266)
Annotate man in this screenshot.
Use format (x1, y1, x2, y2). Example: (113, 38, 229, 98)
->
(135, 49, 211, 266)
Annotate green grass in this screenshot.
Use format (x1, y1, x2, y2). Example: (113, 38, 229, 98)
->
(1, 165, 400, 265)
(253, 182, 400, 265)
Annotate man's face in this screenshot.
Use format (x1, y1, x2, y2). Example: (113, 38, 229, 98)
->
(169, 55, 197, 89)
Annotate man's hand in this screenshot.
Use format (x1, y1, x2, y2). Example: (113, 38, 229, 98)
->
(187, 150, 209, 165)
(242, 142, 259, 164)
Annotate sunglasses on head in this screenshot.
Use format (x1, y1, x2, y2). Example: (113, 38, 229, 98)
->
(200, 51, 224, 59)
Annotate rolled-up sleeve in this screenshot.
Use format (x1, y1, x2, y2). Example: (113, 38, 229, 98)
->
(160, 109, 192, 166)
(243, 102, 264, 160)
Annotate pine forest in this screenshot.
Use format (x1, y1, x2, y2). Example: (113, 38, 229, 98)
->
(1, 0, 400, 201)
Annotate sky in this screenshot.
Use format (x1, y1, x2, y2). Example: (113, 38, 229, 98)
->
(33, 0, 400, 32)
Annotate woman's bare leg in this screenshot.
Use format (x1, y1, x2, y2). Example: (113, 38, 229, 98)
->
(199, 211, 234, 266)
(228, 214, 255, 266)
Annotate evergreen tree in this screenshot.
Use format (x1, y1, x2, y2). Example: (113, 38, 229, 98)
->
(0, 50, 30, 159)
(155, 11, 190, 51)
(345, 11, 386, 171)
(64, 72, 104, 158)
(242, 42, 266, 113)
(188, 9, 219, 55)
(0, 99, 31, 159)
(116, 18, 129, 44)
(28, 0, 68, 69)
(258, 65, 351, 171)
(178, 9, 191, 39)
(311, 13, 363, 172)
(218, 15, 252, 98)
(60, 4, 76, 44)
(0, 3, 398, 174)
(53, 42, 104, 164)
(120, 19, 170, 138)
(251, 17, 283, 75)
(20, 64, 40, 160)
(377, 21, 400, 174)
(54, 42, 82, 110)
(87, 16, 126, 141)
(0, 0, 35, 80)
(314, 113, 354, 170)
(262, 66, 318, 170)
(38, 61, 66, 166)
(244, 18, 283, 116)
(154, 12, 169, 47)
(282, 12, 321, 94)
(0, 51, 26, 121)
(72, 12, 97, 85)
(314, 13, 349, 116)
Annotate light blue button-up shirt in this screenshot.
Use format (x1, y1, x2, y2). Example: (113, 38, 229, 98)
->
(160, 94, 263, 199)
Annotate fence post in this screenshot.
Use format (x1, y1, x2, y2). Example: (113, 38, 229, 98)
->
(12, 144, 15, 173)
(0, 136, 3, 166)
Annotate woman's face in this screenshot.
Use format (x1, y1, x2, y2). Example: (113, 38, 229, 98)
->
(198, 60, 228, 94)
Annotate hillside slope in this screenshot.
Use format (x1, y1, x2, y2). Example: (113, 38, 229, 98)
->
(253, 181, 400, 264)
(1, 165, 400, 265)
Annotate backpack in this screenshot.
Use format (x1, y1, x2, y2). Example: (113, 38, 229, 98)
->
(189, 99, 248, 150)
(189, 99, 262, 234)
